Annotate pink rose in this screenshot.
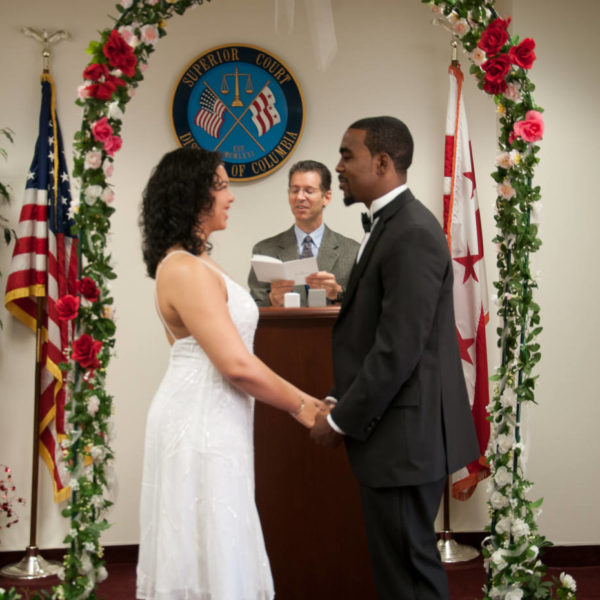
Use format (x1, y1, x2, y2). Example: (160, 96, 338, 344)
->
(56, 295, 80, 321)
(92, 117, 113, 143)
(513, 110, 545, 142)
(104, 135, 123, 157)
(509, 38, 536, 70)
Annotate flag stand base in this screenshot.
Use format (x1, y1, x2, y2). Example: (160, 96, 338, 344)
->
(437, 530, 479, 563)
(0, 545, 61, 579)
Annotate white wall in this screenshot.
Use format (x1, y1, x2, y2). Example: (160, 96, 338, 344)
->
(0, 0, 597, 551)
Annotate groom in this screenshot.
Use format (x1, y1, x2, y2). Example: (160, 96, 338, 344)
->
(311, 116, 479, 599)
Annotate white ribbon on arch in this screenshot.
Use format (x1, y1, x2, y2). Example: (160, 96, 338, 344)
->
(274, 0, 338, 70)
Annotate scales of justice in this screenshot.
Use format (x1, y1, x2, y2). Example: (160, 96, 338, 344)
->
(221, 67, 253, 107)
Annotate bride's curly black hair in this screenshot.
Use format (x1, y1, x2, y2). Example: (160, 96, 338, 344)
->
(140, 147, 223, 278)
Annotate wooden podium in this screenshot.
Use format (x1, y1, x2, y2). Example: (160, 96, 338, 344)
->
(254, 307, 377, 599)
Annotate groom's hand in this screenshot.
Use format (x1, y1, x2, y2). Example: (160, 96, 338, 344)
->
(310, 411, 343, 448)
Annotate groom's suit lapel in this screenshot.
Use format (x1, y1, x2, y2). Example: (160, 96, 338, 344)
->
(338, 190, 415, 320)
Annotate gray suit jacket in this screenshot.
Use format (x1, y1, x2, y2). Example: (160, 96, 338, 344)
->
(248, 225, 360, 306)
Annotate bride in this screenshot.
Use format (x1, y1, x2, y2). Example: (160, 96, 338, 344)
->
(136, 147, 323, 600)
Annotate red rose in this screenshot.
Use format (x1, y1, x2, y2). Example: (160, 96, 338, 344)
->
(478, 18, 511, 57)
(509, 38, 536, 69)
(56, 295, 80, 321)
(72, 334, 103, 370)
(92, 117, 113, 143)
(103, 30, 137, 78)
(483, 78, 508, 95)
(86, 81, 117, 101)
(83, 63, 110, 82)
(108, 73, 126, 88)
(482, 54, 512, 84)
(77, 276, 100, 302)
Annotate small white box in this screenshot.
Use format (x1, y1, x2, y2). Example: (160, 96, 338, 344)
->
(283, 292, 301, 308)
(308, 288, 327, 307)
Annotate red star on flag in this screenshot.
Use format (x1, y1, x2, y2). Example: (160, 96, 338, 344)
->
(456, 327, 475, 364)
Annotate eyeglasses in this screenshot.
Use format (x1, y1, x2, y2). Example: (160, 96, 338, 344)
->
(288, 186, 322, 196)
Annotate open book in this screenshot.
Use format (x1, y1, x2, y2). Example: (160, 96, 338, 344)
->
(250, 254, 318, 285)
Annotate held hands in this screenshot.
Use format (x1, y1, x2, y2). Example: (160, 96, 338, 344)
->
(305, 271, 342, 301)
(309, 402, 344, 448)
(290, 394, 326, 428)
(269, 279, 295, 307)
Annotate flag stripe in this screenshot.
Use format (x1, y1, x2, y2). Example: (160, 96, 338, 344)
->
(443, 63, 491, 500)
(4, 73, 77, 504)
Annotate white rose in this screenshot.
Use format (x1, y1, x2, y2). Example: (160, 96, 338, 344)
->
(495, 466, 513, 488)
(496, 433, 514, 455)
(490, 549, 507, 570)
(90, 445, 106, 461)
(495, 516, 511, 534)
(505, 587, 524, 600)
(88, 395, 100, 416)
(500, 388, 517, 410)
(84, 185, 103, 204)
(511, 518, 530, 539)
(97, 566, 108, 582)
(107, 101, 124, 121)
(84, 150, 102, 170)
(559, 572, 577, 592)
(490, 491, 509, 510)
(103, 158, 114, 178)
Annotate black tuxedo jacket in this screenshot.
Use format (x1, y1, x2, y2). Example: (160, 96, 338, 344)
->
(329, 189, 479, 488)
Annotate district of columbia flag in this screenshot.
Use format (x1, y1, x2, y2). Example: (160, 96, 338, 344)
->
(4, 73, 78, 503)
(250, 84, 281, 136)
(443, 62, 491, 501)
(195, 87, 227, 138)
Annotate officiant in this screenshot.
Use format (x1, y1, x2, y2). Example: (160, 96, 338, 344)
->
(248, 160, 359, 306)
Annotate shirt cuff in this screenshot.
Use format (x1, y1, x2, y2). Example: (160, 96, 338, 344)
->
(327, 412, 345, 435)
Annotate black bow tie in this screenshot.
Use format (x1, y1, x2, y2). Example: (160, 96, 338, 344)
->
(361, 212, 373, 233)
(361, 208, 383, 233)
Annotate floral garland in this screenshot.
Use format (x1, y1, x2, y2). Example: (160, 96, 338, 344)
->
(21, 2, 210, 599)
(424, 1, 576, 598)
(0, 1, 574, 599)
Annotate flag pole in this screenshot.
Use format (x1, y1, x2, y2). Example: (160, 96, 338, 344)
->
(0, 28, 70, 581)
(436, 35, 481, 564)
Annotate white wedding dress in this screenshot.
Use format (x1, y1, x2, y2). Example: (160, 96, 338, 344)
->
(136, 252, 274, 600)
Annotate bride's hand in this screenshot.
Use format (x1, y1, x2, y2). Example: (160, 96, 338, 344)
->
(290, 395, 325, 428)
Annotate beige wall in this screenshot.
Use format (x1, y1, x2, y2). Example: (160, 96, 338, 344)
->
(0, 0, 597, 551)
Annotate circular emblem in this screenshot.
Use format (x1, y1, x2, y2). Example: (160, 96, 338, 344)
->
(171, 44, 305, 182)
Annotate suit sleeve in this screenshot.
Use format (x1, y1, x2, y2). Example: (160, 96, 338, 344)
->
(331, 226, 450, 441)
(247, 243, 273, 307)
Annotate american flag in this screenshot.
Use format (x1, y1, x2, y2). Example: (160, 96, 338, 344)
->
(250, 84, 281, 136)
(4, 74, 78, 503)
(443, 63, 491, 501)
(194, 88, 226, 138)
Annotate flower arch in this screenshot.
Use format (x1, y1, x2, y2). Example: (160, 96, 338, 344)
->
(36, 1, 575, 599)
